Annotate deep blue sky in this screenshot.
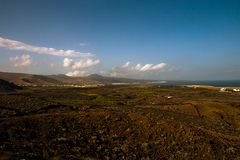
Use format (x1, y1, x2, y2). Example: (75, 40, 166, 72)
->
(0, 0, 240, 80)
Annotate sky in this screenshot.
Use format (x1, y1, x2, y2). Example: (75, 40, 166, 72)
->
(0, 0, 240, 80)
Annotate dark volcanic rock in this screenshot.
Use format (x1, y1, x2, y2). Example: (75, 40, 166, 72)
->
(0, 79, 22, 92)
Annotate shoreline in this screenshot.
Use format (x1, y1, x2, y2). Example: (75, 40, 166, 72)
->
(183, 85, 240, 90)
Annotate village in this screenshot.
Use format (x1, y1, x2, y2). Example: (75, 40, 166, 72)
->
(220, 87, 240, 92)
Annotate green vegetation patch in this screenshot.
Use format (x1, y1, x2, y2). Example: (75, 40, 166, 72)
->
(91, 95, 116, 106)
(142, 90, 159, 95)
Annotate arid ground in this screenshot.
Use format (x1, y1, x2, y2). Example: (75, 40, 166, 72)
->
(0, 85, 240, 159)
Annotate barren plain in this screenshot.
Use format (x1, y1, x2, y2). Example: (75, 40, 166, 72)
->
(0, 85, 240, 159)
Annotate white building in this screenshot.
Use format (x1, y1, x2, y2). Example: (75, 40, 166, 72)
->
(233, 89, 240, 92)
(220, 88, 226, 92)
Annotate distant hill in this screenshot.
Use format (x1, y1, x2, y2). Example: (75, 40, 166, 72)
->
(0, 72, 98, 86)
(0, 72, 151, 86)
(0, 79, 22, 92)
(48, 74, 99, 85)
(0, 72, 63, 86)
(84, 74, 149, 84)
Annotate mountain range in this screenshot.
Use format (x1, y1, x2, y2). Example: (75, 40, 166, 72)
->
(0, 71, 150, 86)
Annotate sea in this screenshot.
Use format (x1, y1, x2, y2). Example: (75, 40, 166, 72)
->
(146, 80, 240, 87)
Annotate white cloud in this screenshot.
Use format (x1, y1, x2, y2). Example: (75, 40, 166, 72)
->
(63, 58, 74, 67)
(0, 37, 92, 57)
(107, 61, 168, 78)
(121, 61, 130, 68)
(9, 56, 18, 62)
(63, 58, 100, 69)
(151, 63, 167, 70)
(119, 61, 167, 72)
(66, 70, 89, 77)
(9, 54, 33, 67)
(133, 63, 166, 72)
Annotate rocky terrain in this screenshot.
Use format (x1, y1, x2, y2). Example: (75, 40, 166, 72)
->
(0, 85, 240, 159)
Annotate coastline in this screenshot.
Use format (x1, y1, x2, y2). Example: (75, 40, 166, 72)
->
(183, 85, 240, 90)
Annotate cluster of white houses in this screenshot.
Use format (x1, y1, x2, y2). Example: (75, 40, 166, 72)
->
(220, 88, 240, 92)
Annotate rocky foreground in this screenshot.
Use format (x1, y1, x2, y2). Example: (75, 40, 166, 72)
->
(0, 85, 240, 159)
